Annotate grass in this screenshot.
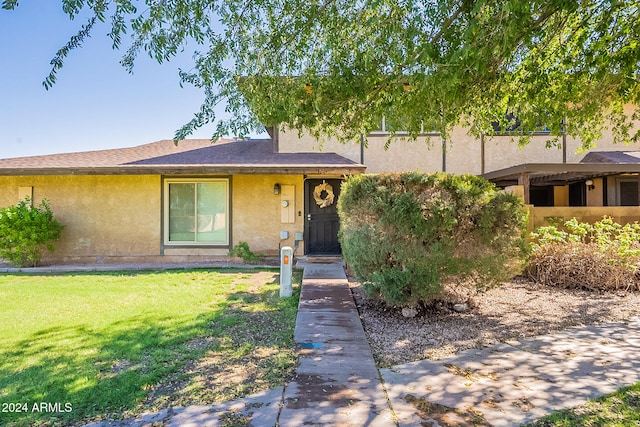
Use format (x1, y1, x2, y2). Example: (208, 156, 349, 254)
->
(0, 268, 301, 426)
(526, 381, 640, 427)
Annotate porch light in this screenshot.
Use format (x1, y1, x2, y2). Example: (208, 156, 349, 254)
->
(585, 179, 595, 191)
(274, 183, 281, 195)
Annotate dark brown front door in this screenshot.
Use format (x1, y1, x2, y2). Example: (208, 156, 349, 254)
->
(305, 179, 342, 255)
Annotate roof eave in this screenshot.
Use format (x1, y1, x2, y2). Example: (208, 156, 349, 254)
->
(0, 164, 367, 176)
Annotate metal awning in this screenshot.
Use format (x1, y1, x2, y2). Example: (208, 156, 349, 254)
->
(483, 161, 640, 204)
(483, 163, 640, 187)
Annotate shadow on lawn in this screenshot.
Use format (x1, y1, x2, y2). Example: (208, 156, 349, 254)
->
(0, 284, 298, 427)
(0, 318, 194, 426)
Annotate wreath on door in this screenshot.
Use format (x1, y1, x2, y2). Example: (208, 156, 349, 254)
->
(313, 181, 335, 208)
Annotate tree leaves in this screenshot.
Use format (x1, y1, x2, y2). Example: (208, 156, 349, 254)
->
(44, 15, 97, 90)
(1, 0, 19, 10)
(4, 0, 640, 148)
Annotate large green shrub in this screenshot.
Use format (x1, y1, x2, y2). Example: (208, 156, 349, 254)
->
(0, 198, 64, 267)
(338, 172, 528, 307)
(528, 216, 640, 291)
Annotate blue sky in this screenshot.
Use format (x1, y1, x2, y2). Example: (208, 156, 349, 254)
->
(0, 4, 255, 159)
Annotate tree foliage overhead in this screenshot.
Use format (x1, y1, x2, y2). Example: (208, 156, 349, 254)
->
(3, 0, 640, 147)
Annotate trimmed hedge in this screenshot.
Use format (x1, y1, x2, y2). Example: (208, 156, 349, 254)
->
(338, 172, 528, 307)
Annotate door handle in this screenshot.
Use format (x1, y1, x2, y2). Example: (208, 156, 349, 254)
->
(307, 214, 312, 221)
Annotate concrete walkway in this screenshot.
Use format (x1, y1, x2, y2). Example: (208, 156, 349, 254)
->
(383, 317, 640, 426)
(83, 261, 393, 427)
(51, 260, 640, 426)
(278, 262, 393, 426)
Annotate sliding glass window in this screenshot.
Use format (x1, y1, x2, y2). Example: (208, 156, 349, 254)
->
(164, 179, 229, 245)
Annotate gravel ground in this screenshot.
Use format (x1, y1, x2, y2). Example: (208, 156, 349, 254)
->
(349, 276, 640, 367)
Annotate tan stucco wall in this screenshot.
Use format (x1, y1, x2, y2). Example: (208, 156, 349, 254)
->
(586, 178, 604, 207)
(278, 128, 446, 173)
(446, 126, 483, 175)
(277, 111, 640, 175)
(554, 186, 569, 206)
(0, 175, 161, 263)
(529, 206, 640, 231)
(231, 174, 307, 256)
(0, 173, 319, 264)
(483, 134, 565, 172)
(277, 128, 568, 175)
(364, 135, 443, 173)
(277, 130, 362, 163)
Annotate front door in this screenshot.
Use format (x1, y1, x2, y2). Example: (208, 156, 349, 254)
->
(305, 178, 342, 255)
(569, 182, 586, 206)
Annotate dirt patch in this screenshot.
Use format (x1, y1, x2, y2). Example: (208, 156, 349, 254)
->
(131, 271, 297, 417)
(350, 276, 640, 367)
(141, 317, 296, 412)
(231, 270, 279, 291)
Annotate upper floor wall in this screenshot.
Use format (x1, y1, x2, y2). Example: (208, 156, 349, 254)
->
(274, 107, 640, 175)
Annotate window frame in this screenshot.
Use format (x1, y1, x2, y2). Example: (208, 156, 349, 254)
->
(369, 117, 412, 135)
(368, 117, 438, 136)
(616, 176, 639, 206)
(163, 177, 230, 247)
(490, 113, 553, 136)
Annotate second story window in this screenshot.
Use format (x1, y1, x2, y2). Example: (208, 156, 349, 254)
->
(370, 117, 436, 135)
(490, 113, 552, 135)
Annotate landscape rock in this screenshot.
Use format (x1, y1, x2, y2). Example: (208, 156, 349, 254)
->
(452, 303, 469, 313)
(401, 307, 419, 318)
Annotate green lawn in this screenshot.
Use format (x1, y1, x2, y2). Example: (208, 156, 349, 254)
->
(0, 269, 300, 426)
(526, 382, 640, 427)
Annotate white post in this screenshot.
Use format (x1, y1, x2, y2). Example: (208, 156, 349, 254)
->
(280, 246, 293, 297)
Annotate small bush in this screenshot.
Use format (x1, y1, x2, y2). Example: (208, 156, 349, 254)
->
(528, 216, 640, 291)
(230, 241, 260, 263)
(0, 198, 64, 267)
(338, 172, 528, 308)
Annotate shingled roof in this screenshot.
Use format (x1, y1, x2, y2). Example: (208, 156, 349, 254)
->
(580, 151, 640, 164)
(0, 139, 365, 176)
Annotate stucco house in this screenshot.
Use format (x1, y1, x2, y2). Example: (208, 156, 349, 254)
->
(1, 110, 640, 264)
(0, 138, 363, 264)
